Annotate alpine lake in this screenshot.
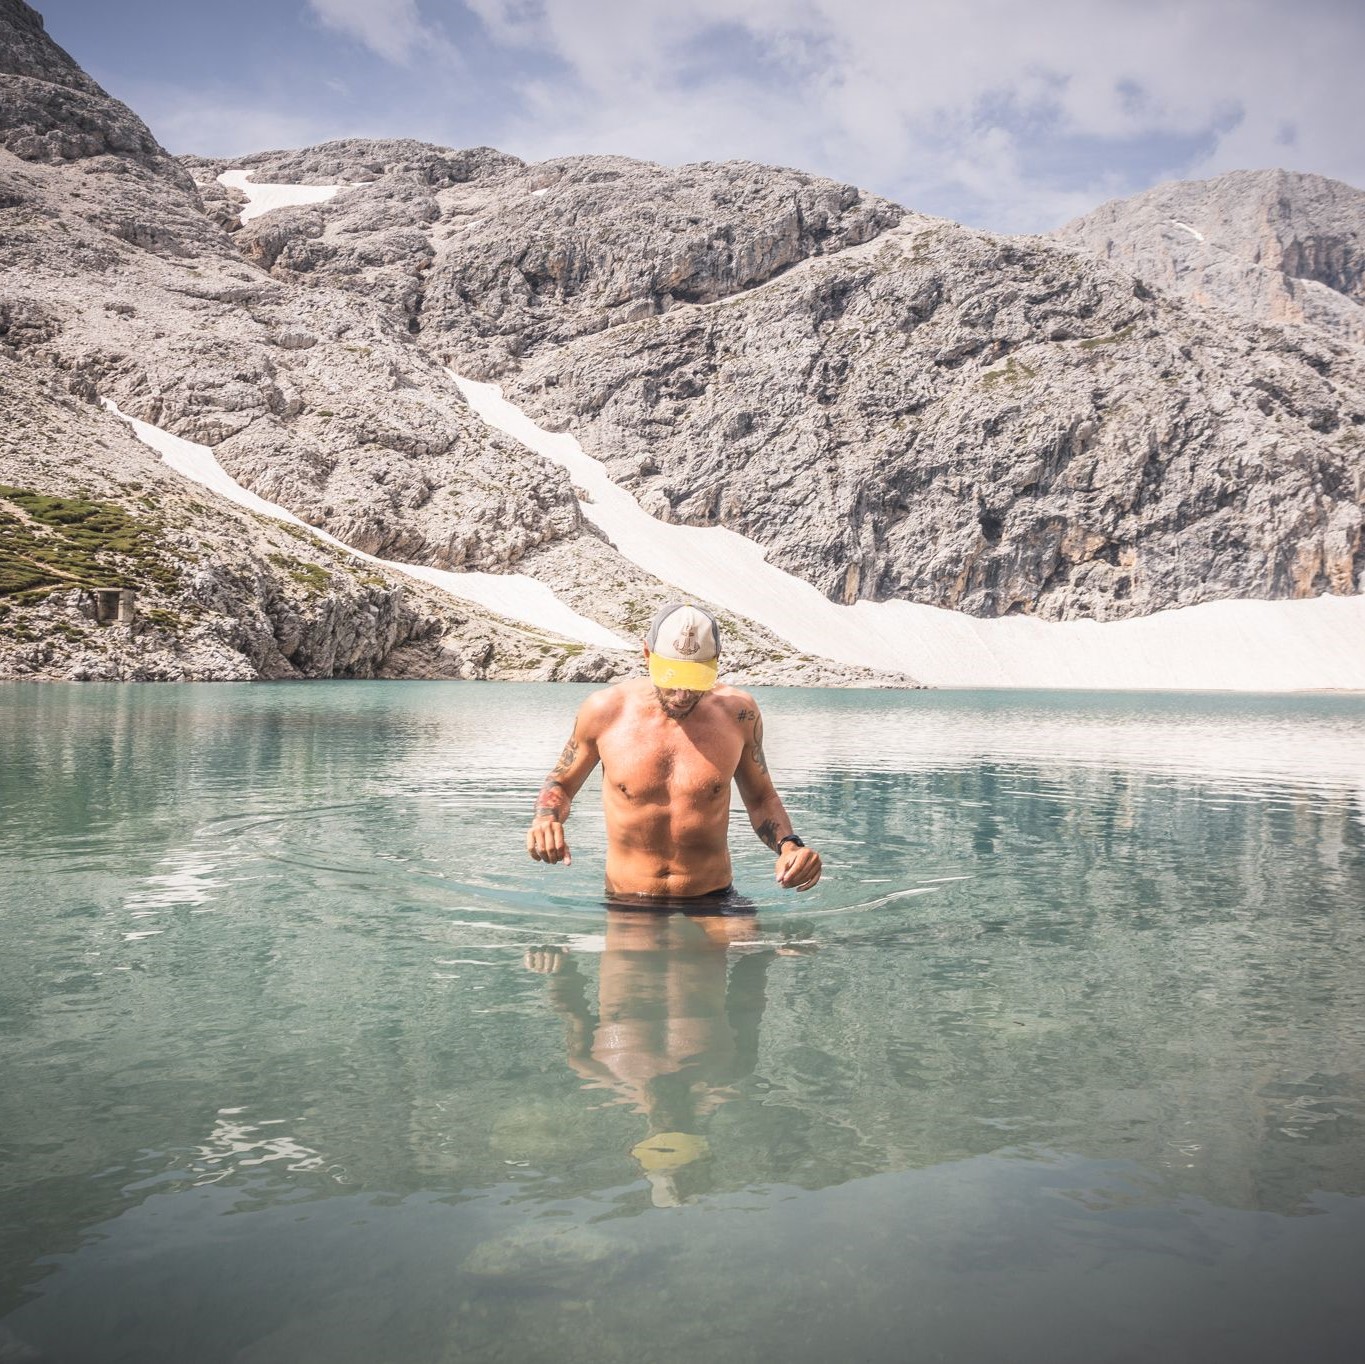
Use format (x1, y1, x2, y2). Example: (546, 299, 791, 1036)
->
(2, 681, 1363, 1364)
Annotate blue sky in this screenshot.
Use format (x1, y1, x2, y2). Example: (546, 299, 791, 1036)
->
(35, 0, 1365, 232)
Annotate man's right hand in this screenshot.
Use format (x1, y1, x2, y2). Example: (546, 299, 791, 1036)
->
(527, 816, 572, 866)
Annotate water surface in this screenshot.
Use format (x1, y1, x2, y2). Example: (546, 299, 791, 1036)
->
(2, 683, 1364, 1363)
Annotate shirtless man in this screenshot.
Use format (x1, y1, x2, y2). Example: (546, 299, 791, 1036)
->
(526, 602, 823, 899)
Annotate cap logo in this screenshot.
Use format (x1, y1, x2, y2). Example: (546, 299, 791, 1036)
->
(673, 622, 701, 656)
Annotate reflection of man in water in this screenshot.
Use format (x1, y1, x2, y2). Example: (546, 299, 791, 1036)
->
(527, 910, 780, 1205)
(526, 603, 822, 901)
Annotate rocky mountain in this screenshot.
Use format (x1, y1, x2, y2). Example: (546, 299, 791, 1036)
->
(1, 0, 1362, 684)
(176, 139, 1365, 628)
(501, 220, 1364, 621)
(0, 0, 898, 684)
(1056, 169, 1365, 347)
(0, 350, 505, 682)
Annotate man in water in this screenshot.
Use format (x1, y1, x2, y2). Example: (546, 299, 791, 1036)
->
(526, 602, 823, 900)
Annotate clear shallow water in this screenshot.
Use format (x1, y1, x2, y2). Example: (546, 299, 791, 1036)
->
(2, 682, 1364, 1364)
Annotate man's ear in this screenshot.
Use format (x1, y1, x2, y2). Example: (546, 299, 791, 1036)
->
(642, 644, 651, 663)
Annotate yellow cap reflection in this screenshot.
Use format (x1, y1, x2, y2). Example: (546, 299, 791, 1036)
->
(630, 1131, 711, 1171)
(527, 908, 780, 1205)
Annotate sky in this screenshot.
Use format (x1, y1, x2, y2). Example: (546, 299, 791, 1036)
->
(34, 0, 1365, 233)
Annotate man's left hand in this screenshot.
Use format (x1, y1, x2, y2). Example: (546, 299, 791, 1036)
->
(775, 845, 822, 890)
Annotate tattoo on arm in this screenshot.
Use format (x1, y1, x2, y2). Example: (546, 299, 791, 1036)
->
(534, 731, 581, 821)
(750, 715, 769, 775)
(756, 818, 780, 852)
(736, 707, 754, 721)
(535, 778, 569, 821)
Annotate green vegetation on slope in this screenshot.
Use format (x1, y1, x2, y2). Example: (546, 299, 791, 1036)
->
(0, 487, 179, 599)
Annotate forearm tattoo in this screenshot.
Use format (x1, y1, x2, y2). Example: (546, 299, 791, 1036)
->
(535, 780, 568, 819)
(756, 818, 781, 851)
(535, 733, 578, 820)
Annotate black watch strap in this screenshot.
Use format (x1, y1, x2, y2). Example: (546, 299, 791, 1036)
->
(776, 834, 806, 852)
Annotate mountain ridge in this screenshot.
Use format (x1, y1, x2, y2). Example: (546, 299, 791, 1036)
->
(1, 0, 1362, 686)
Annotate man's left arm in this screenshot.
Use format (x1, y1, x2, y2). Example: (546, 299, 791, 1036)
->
(733, 699, 822, 891)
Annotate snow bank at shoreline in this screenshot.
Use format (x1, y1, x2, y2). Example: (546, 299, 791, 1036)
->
(452, 375, 1365, 693)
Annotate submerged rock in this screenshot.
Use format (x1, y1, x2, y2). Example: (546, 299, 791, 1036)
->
(461, 1221, 623, 1279)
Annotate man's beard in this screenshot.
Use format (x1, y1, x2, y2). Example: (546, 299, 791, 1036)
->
(655, 687, 702, 719)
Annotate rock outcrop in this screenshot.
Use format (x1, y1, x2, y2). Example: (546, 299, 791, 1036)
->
(499, 221, 1365, 621)
(0, 348, 594, 682)
(1056, 169, 1365, 347)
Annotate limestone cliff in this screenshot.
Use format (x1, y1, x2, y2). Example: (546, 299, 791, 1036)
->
(1055, 169, 1365, 347)
(195, 139, 1364, 624)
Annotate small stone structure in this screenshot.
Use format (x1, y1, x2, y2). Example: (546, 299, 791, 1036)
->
(92, 587, 136, 625)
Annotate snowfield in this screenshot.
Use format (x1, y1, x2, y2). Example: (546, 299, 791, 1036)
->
(102, 400, 631, 651)
(217, 169, 343, 222)
(453, 375, 1365, 692)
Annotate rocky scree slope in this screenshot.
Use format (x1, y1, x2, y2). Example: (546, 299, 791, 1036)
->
(0, 0, 604, 680)
(0, 347, 554, 682)
(1056, 169, 1365, 348)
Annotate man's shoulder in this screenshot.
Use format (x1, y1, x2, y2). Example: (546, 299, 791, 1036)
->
(709, 683, 759, 721)
(578, 677, 641, 728)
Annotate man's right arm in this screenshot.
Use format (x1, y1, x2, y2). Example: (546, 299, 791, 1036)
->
(527, 697, 603, 866)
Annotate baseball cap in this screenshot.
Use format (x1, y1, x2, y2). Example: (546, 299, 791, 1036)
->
(644, 602, 721, 692)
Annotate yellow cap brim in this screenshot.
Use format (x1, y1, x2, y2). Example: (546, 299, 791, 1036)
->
(648, 654, 718, 691)
(631, 1132, 711, 1170)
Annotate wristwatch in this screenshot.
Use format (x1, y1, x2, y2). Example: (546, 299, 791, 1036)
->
(776, 834, 806, 852)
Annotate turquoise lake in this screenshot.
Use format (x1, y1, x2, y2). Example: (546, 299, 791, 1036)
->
(2, 682, 1364, 1363)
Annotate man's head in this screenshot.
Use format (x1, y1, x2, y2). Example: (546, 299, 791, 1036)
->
(643, 602, 721, 718)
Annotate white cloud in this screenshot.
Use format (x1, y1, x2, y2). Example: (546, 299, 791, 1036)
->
(127, 89, 345, 159)
(306, 0, 444, 64)
(459, 0, 1365, 230)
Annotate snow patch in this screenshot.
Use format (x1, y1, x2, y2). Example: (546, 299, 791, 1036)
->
(1170, 219, 1206, 242)
(451, 373, 1365, 692)
(218, 169, 343, 223)
(100, 399, 630, 651)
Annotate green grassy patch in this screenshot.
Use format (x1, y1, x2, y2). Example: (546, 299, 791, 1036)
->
(1078, 324, 1137, 350)
(142, 606, 186, 631)
(0, 486, 179, 600)
(268, 552, 333, 596)
(980, 357, 1038, 388)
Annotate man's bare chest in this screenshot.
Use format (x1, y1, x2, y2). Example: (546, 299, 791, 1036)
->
(598, 723, 743, 805)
